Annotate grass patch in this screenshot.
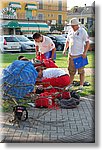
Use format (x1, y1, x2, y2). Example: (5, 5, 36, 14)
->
(0, 53, 35, 68)
(73, 75, 95, 96)
(1, 98, 32, 112)
(0, 51, 95, 68)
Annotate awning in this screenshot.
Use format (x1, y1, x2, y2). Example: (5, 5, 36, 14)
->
(19, 22, 49, 28)
(2, 21, 20, 28)
(25, 4, 37, 10)
(19, 22, 49, 32)
(1, 21, 49, 32)
(9, 2, 21, 9)
(20, 28, 49, 32)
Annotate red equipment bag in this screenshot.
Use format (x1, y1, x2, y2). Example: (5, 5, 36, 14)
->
(35, 92, 53, 108)
(35, 91, 59, 108)
(43, 59, 58, 68)
(62, 91, 71, 99)
(35, 97, 50, 108)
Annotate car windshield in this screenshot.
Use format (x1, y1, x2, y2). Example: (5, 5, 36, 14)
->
(55, 35, 66, 41)
(4, 37, 19, 42)
(0, 36, 3, 41)
(16, 36, 30, 42)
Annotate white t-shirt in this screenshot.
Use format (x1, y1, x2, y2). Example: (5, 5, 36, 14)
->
(34, 36, 55, 54)
(43, 68, 66, 79)
(67, 27, 89, 56)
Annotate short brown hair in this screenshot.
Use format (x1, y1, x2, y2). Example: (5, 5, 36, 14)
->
(33, 33, 41, 39)
(18, 55, 25, 60)
(35, 66, 43, 72)
(17, 55, 29, 61)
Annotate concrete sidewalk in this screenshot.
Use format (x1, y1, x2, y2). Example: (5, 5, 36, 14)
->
(61, 68, 95, 76)
(0, 95, 95, 143)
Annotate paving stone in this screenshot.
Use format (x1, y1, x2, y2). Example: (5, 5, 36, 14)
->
(1, 96, 95, 143)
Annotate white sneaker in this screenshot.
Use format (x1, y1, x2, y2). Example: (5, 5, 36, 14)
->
(78, 85, 84, 90)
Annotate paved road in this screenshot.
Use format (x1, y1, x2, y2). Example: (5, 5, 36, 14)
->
(0, 95, 95, 143)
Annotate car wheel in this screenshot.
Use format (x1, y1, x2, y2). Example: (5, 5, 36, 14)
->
(0, 49, 5, 54)
(57, 45, 63, 51)
(20, 47, 24, 52)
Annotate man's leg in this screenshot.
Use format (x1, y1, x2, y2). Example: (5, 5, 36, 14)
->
(68, 57, 76, 84)
(70, 74, 75, 84)
(80, 73, 85, 86)
(78, 67, 85, 89)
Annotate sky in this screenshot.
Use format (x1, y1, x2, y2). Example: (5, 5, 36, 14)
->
(67, 0, 95, 9)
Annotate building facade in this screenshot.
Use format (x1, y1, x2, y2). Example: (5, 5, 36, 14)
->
(65, 2, 95, 36)
(36, 0, 67, 25)
(0, 0, 67, 34)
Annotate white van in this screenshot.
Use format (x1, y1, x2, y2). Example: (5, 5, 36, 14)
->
(0, 35, 21, 53)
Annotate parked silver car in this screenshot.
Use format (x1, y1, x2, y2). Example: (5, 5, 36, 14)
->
(24, 34, 34, 41)
(15, 35, 35, 52)
(0, 35, 21, 53)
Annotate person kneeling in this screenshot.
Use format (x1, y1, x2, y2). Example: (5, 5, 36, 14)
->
(36, 67, 70, 88)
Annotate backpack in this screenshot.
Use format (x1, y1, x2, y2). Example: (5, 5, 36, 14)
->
(58, 97, 80, 109)
(70, 91, 80, 100)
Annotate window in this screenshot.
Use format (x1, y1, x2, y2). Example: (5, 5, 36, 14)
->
(26, 10, 32, 20)
(87, 17, 93, 26)
(39, 0, 43, 9)
(58, 15, 62, 24)
(81, 18, 84, 24)
(4, 37, 18, 42)
(51, 14, 54, 17)
(58, 0, 62, 11)
(38, 13, 44, 20)
(16, 36, 30, 42)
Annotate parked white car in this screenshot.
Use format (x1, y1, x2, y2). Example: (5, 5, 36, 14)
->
(0, 36, 4, 52)
(24, 34, 34, 41)
(0, 35, 21, 53)
(15, 35, 35, 52)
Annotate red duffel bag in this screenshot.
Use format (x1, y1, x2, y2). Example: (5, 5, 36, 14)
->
(43, 59, 58, 68)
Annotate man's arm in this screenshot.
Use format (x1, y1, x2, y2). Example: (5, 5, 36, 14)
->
(63, 41, 69, 55)
(35, 46, 40, 58)
(51, 47, 56, 59)
(48, 38, 56, 60)
(82, 41, 90, 58)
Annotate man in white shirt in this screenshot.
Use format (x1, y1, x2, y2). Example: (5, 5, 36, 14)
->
(36, 67, 70, 88)
(33, 33, 56, 61)
(63, 18, 90, 90)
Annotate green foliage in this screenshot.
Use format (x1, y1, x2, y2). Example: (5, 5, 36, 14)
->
(50, 24, 64, 32)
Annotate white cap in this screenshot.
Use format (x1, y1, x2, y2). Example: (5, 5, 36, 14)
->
(68, 18, 81, 26)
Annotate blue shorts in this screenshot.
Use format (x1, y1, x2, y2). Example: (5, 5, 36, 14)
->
(44, 51, 56, 59)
